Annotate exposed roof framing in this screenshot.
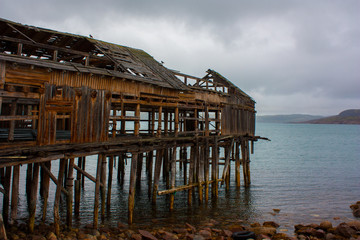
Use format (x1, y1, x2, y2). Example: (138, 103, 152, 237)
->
(0, 18, 188, 90)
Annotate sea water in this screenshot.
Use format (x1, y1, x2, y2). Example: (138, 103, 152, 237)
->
(2, 123, 360, 230)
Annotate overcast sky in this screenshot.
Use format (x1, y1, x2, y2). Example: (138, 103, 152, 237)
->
(1, 0, 359, 115)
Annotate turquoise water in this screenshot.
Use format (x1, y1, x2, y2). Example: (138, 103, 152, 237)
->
(3, 123, 360, 230)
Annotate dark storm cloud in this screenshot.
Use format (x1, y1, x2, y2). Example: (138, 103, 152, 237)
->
(1, 0, 359, 115)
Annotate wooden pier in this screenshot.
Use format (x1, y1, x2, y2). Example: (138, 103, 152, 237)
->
(0, 18, 262, 235)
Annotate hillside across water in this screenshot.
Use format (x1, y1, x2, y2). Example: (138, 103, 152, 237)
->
(303, 109, 360, 124)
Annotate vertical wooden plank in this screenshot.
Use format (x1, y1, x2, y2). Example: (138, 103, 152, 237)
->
(28, 163, 40, 233)
(10, 165, 20, 224)
(205, 104, 209, 136)
(152, 149, 163, 204)
(134, 103, 140, 136)
(183, 147, 188, 185)
(8, 99, 18, 141)
(120, 101, 126, 134)
(93, 154, 102, 228)
(157, 106, 162, 136)
(151, 108, 155, 136)
(221, 139, 234, 186)
(107, 156, 114, 210)
(174, 107, 179, 136)
(128, 153, 138, 224)
(164, 109, 168, 136)
(0, 60, 5, 90)
(54, 159, 66, 236)
(169, 147, 177, 211)
(66, 158, 75, 227)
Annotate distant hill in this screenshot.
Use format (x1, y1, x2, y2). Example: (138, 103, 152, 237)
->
(303, 109, 360, 124)
(256, 114, 324, 123)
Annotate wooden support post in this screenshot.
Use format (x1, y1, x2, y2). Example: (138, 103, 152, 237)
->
(81, 157, 86, 188)
(28, 163, 39, 233)
(74, 157, 82, 216)
(221, 139, 234, 188)
(93, 155, 102, 229)
(198, 144, 204, 204)
(117, 154, 125, 186)
(204, 139, 210, 202)
(66, 158, 75, 228)
(136, 153, 143, 187)
(74, 179, 80, 216)
(246, 141, 251, 185)
(194, 109, 198, 136)
(152, 149, 163, 205)
(169, 147, 177, 211)
(241, 140, 250, 187)
(26, 164, 33, 204)
(147, 151, 154, 199)
(2, 166, 11, 226)
(10, 165, 20, 224)
(107, 156, 114, 210)
(163, 148, 169, 188)
(183, 147, 188, 185)
(100, 155, 107, 220)
(41, 161, 51, 222)
(128, 153, 138, 224)
(235, 141, 241, 188)
(188, 145, 196, 205)
(157, 106, 162, 136)
(54, 159, 66, 236)
(134, 103, 140, 136)
(211, 137, 219, 198)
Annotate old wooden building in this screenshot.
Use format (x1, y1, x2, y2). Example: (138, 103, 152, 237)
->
(0, 18, 259, 234)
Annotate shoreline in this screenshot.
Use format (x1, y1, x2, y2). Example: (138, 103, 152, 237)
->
(3, 217, 360, 240)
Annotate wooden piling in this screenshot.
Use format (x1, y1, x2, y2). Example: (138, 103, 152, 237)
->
(66, 158, 75, 228)
(136, 153, 143, 187)
(204, 139, 210, 202)
(100, 155, 107, 220)
(169, 147, 177, 211)
(28, 163, 39, 233)
(211, 137, 219, 198)
(54, 159, 66, 236)
(235, 141, 241, 187)
(2, 166, 11, 226)
(128, 153, 138, 224)
(147, 151, 154, 198)
(41, 161, 51, 222)
(152, 149, 163, 204)
(107, 156, 114, 210)
(10, 165, 20, 224)
(93, 154, 102, 229)
(197, 144, 204, 204)
(188, 145, 196, 205)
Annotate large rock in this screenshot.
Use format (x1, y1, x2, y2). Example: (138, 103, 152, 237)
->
(335, 222, 356, 238)
(272, 233, 291, 240)
(251, 227, 277, 237)
(347, 220, 360, 231)
(139, 229, 158, 240)
(319, 221, 333, 231)
(262, 221, 280, 229)
(198, 229, 212, 239)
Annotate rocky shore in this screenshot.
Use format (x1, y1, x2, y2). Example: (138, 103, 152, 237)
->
(3, 203, 360, 240)
(2, 218, 359, 240)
